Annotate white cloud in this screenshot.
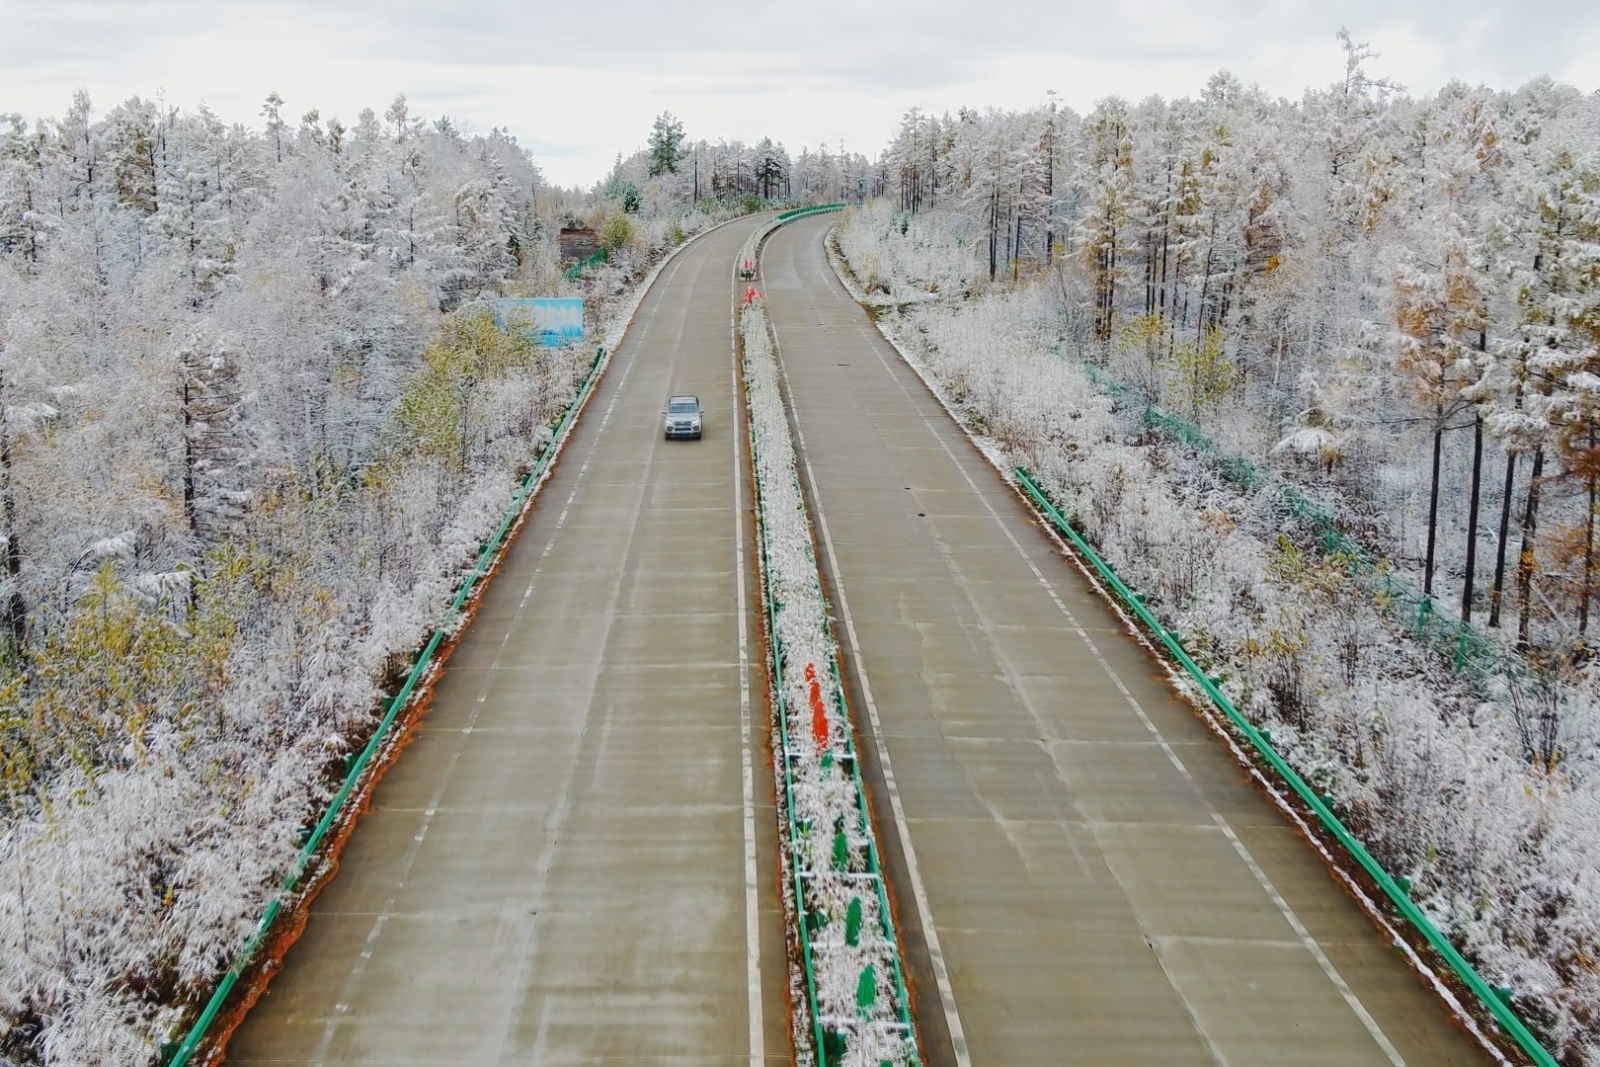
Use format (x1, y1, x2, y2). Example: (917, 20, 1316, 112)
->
(1, 0, 1595, 187)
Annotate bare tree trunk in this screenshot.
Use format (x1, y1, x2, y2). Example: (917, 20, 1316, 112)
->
(0, 382, 26, 658)
(1424, 409, 1444, 597)
(988, 186, 998, 282)
(1145, 230, 1156, 315)
(1490, 451, 1517, 628)
(1196, 219, 1217, 346)
(1516, 447, 1545, 649)
(1106, 217, 1118, 342)
(1012, 203, 1022, 280)
(1462, 414, 1483, 622)
(182, 380, 197, 535)
(1584, 429, 1597, 637)
(1158, 174, 1171, 324)
(1044, 130, 1054, 266)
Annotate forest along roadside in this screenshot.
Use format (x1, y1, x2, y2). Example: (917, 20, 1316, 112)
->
(759, 214, 1494, 1067)
(0, 106, 766, 1066)
(226, 214, 795, 1065)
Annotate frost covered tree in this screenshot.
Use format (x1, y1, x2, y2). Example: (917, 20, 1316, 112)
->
(646, 111, 684, 178)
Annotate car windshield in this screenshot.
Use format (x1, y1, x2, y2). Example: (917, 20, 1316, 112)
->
(667, 398, 698, 414)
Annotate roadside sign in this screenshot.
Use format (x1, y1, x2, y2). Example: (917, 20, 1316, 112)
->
(493, 297, 584, 346)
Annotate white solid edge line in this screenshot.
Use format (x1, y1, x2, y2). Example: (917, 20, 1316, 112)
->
(761, 227, 974, 1067)
(816, 227, 1407, 1067)
(732, 235, 765, 1067)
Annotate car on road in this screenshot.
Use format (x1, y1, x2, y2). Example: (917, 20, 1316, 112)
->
(663, 394, 703, 440)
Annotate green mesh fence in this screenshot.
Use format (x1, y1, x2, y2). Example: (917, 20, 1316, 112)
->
(562, 248, 608, 281)
(775, 203, 847, 222)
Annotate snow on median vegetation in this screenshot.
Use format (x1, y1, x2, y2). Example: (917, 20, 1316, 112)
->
(741, 289, 918, 1067)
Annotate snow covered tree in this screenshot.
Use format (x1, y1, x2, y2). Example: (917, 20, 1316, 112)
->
(1079, 99, 1135, 340)
(646, 111, 685, 178)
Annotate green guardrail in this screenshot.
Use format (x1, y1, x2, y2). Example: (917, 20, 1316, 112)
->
(1073, 358, 1511, 681)
(775, 203, 846, 223)
(1012, 466, 1556, 1067)
(163, 343, 610, 1067)
(562, 248, 607, 281)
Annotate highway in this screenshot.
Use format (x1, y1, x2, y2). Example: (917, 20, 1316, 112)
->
(228, 216, 791, 1066)
(758, 214, 1491, 1067)
(225, 209, 1495, 1067)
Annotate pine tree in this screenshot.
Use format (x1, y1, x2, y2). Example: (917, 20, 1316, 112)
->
(647, 112, 685, 178)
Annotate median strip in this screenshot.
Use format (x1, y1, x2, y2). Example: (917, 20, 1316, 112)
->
(739, 207, 918, 1067)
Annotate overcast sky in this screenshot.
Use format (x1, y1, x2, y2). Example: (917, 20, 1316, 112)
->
(4, 0, 1598, 188)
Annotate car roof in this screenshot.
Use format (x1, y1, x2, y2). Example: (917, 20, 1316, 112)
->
(667, 394, 700, 405)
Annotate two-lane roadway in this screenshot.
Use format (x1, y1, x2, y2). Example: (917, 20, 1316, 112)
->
(758, 213, 1491, 1067)
(229, 217, 790, 1066)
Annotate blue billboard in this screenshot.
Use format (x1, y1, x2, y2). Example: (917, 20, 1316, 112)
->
(492, 297, 584, 346)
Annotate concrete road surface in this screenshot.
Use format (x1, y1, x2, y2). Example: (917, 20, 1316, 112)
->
(228, 217, 791, 1066)
(759, 215, 1491, 1067)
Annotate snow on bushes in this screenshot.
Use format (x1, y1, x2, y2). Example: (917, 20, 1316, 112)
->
(832, 205, 1600, 1065)
(742, 292, 915, 1067)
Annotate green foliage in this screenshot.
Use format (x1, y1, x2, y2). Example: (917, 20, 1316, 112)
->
(602, 175, 640, 214)
(1, 552, 247, 812)
(393, 306, 539, 469)
(647, 111, 685, 178)
(599, 214, 633, 254)
(1116, 313, 1166, 398)
(1164, 326, 1236, 415)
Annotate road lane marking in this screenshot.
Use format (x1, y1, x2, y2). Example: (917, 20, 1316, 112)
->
(478, 251, 687, 1066)
(797, 229, 1406, 1067)
(731, 254, 764, 1067)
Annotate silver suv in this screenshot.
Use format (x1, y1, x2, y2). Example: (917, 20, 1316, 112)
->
(663, 395, 703, 440)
